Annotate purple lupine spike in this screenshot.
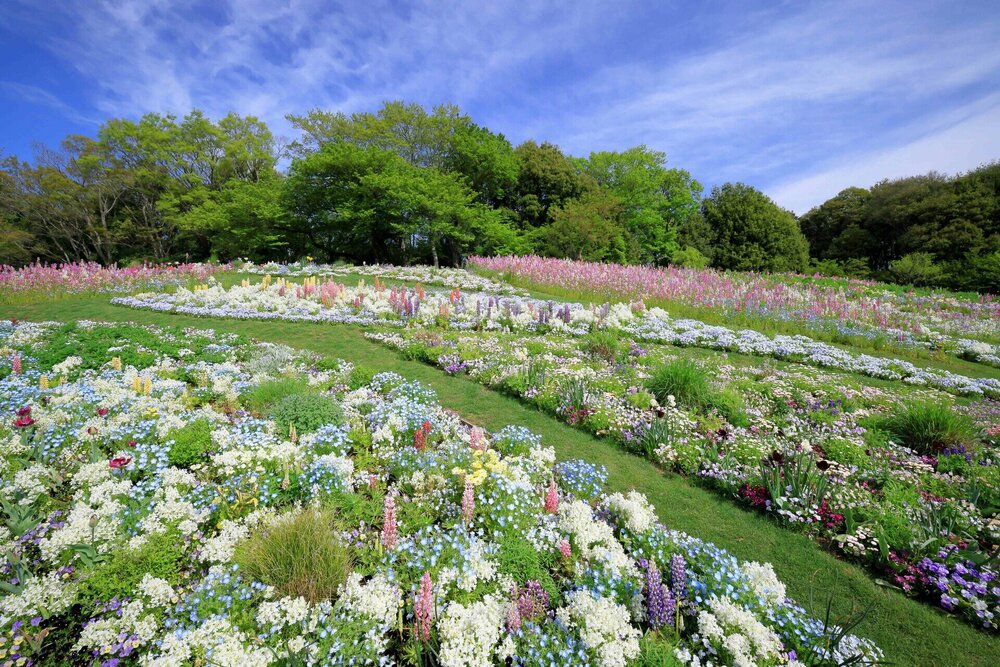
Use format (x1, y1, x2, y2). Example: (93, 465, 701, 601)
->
(670, 554, 686, 600)
(644, 560, 669, 629)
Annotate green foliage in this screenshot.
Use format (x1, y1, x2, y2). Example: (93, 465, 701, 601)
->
(241, 376, 311, 414)
(581, 330, 622, 362)
(495, 536, 559, 601)
(166, 418, 215, 468)
(701, 182, 809, 272)
(880, 401, 976, 455)
(888, 252, 944, 286)
(671, 245, 710, 268)
(348, 364, 378, 390)
(800, 167, 1000, 291)
(543, 190, 632, 262)
(78, 530, 185, 608)
(233, 508, 353, 603)
(269, 392, 344, 434)
(646, 359, 747, 425)
(576, 146, 702, 264)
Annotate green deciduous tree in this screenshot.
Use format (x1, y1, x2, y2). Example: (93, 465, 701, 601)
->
(576, 145, 702, 264)
(702, 183, 809, 273)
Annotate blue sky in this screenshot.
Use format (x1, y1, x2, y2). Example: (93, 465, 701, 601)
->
(2, 0, 999, 213)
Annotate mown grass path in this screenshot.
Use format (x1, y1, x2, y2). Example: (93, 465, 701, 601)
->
(3, 294, 998, 665)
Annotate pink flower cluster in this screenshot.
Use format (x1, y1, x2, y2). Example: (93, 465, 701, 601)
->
(0, 261, 227, 297)
(470, 255, 999, 336)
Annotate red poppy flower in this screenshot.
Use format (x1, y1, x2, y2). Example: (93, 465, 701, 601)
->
(108, 456, 132, 469)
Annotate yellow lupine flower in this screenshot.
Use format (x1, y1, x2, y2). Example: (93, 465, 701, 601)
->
(39, 374, 49, 389)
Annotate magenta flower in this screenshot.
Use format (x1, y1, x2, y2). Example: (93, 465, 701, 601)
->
(544, 479, 559, 514)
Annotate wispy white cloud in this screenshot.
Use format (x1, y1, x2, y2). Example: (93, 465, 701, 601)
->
(7, 0, 1000, 213)
(768, 95, 1000, 213)
(0, 81, 100, 126)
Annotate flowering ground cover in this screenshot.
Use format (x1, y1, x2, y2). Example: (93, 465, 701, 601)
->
(368, 327, 1000, 632)
(470, 255, 1000, 364)
(111, 278, 1000, 397)
(0, 262, 226, 304)
(238, 260, 528, 295)
(0, 320, 888, 666)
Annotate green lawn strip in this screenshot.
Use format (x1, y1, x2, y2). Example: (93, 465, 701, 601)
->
(2, 297, 998, 664)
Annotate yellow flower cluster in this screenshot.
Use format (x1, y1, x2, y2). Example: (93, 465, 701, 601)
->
(130, 376, 153, 395)
(452, 449, 507, 487)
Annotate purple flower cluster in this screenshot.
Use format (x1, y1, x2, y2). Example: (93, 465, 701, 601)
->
(916, 548, 999, 629)
(643, 559, 675, 630)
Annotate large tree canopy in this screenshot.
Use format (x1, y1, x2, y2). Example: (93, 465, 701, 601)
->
(800, 164, 1000, 291)
(2, 100, 996, 292)
(701, 183, 809, 273)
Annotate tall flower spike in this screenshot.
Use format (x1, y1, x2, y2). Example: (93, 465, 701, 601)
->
(381, 490, 398, 551)
(670, 554, 686, 601)
(461, 480, 475, 525)
(11, 354, 22, 375)
(644, 559, 669, 630)
(544, 479, 559, 514)
(414, 571, 434, 642)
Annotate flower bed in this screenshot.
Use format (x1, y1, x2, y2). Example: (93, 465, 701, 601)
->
(0, 321, 882, 665)
(238, 260, 528, 295)
(112, 279, 1000, 398)
(470, 255, 1000, 359)
(367, 327, 1000, 631)
(0, 261, 225, 300)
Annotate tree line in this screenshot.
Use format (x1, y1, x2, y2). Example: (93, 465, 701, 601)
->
(1, 101, 997, 291)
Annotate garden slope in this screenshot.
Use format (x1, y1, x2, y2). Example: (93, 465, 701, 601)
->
(2, 294, 998, 666)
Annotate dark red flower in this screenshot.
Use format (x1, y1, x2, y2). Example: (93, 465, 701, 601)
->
(15, 406, 31, 417)
(97, 408, 109, 417)
(127, 440, 137, 448)
(816, 459, 831, 471)
(13, 415, 34, 428)
(108, 456, 131, 469)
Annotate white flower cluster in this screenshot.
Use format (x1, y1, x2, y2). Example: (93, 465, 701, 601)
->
(559, 500, 639, 578)
(605, 490, 659, 535)
(557, 590, 641, 667)
(437, 594, 506, 667)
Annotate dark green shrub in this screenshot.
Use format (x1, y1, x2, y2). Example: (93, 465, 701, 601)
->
(881, 401, 975, 455)
(234, 509, 352, 603)
(269, 392, 344, 434)
(166, 418, 214, 467)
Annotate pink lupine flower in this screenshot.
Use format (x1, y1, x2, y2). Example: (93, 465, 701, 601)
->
(381, 491, 398, 551)
(11, 354, 22, 375)
(461, 480, 475, 525)
(413, 571, 434, 641)
(559, 539, 572, 560)
(544, 479, 559, 514)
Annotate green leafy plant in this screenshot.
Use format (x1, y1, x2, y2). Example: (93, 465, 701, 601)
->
(646, 359, 747, 425)
(241, 376, 311, 414)
(78, 530, 185, 608)
(166, 418, 215, 468)
(269, 392, 344, 434)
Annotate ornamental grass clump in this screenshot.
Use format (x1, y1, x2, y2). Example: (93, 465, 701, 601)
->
(881, 401, 976, 455)
(234, 508, 353, 604)
(646, 358, 747, 426)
